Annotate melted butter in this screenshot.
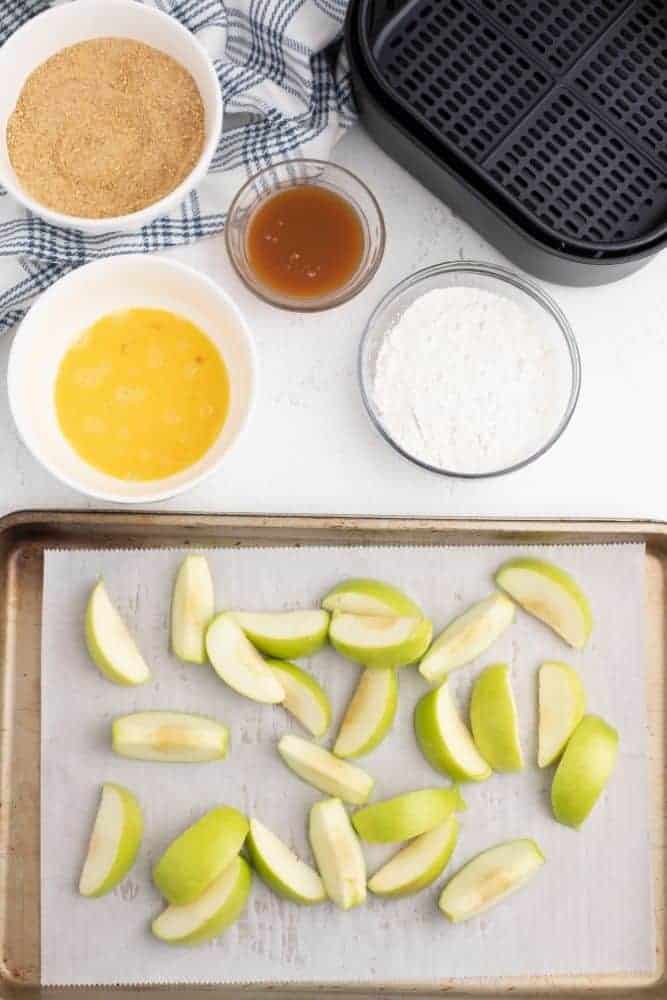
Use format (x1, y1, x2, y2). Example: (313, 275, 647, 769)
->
(55, 308, 230, 481)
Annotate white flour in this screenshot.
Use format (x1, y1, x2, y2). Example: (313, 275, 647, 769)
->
(371, 286, 570, 474)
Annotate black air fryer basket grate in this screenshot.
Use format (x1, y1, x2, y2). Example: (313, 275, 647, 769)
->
(353, 0, 667, 261)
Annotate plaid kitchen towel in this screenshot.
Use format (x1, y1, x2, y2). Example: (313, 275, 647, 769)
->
(0, 0, 356, 332)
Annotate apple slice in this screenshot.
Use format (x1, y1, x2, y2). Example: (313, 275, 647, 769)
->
(352, 786, 465, 843)
(333, 667, 398, 759)
(230, 610, 329, 659)
(153, 805, 248, 905)
(551, 714, 618, 828)
(368, 815, 459, 897)
(247, 818, 325, 904)
(205, 613, 284, 704)
(152, 856, 251, 945)
(309, 798, 366, 910)
(414, 681, 491, 782)
(85, 579, 150, 685)
(268, 659, 331, 737)
(419, 593, 515, 684)
(170, 554, 214, 664)
(495, 557, 593, 649)
(439, 839, 545, 922)
(538, 661, 586, 767)
(329, 612, 432, 669)
(112, 711, 228, 763)
(79, 783, 143, 897)
(322, 578, 422, 616)
(470, 664, 523, 772)
(278, 733, 373, 805)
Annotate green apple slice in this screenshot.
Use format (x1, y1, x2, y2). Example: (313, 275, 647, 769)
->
(439, 838, 545, 922)
(79, 783, 143, 897)
(230, 610, 329, 659)
(170, 554, 214, 664)
(267, 659, 331, 737)
(153, 805, 248, 905)
(205, 613, 284, 704)
(112, 711, 228, 763)
(247, 818, 325, 904)
(85, 579, 150, 685)
(308, 797, 366, 910)
(322, 578, 422, 616)
(352, 786, 465, 843)
(470, 664, 523, 772)
(368, 814, 459, 897)
(414, 680, 491, 782)
(152, 856, 251, 945)
(495, 557, 593, 649)
(277, 733, 373, 805)
(419, 593, 515, 684)
(551, 714, 618, 828)
(333, 667, 398, 759)
(329, 612, 432, 669)
(538, 661, 586, 767)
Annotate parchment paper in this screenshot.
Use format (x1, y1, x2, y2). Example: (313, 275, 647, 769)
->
(41, 543, 654, 986)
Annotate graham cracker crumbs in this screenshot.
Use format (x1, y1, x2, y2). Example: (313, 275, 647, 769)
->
(7, 37, 206, 219)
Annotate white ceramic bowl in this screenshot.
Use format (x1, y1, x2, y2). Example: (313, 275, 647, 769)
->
(0, 0, 222, 233)
(8, 256, 257, 503)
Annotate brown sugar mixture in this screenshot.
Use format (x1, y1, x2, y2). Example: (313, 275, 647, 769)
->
(6, 38, 205, 219)
(246, 184, 365, 300)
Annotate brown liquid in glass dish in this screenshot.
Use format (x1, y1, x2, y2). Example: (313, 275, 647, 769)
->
(246, 184, 365, 300)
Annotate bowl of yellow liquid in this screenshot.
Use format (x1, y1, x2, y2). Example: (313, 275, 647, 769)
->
(8, 256, 256, 502)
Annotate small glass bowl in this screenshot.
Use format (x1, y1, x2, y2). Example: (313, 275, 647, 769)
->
(359, 261, 581, 479)
(225, 159, 386, 312)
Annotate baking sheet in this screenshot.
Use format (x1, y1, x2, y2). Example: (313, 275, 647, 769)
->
(40, 543, 654, 986)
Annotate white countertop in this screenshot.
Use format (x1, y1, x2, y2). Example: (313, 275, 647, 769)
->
(1, 125, 666, 522)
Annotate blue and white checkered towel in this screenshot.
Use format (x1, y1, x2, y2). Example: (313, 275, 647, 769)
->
(0, 0, 356, 332)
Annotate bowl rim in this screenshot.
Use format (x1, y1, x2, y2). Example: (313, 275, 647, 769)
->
(359, 259, 582, 480)
(225, 157, 386, 312)
(0, 0, 223, 234)
(7, 255, 258, 504)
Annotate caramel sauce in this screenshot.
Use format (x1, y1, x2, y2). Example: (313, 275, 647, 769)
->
(246, 184, 365, 300)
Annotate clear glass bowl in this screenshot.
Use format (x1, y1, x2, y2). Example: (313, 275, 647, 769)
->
(225, 159, 385, 312)
(359, 261, 581, 479)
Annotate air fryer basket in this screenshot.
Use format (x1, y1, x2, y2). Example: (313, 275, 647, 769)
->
(347, 0, 667, 283)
